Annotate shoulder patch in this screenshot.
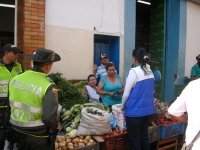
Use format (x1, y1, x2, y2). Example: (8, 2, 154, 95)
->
(52, 88, 58, 94)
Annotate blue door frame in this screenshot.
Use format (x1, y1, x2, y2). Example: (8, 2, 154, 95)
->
(164, 0, 187, 104)
(94, 34, 120, 73)
(123, 0, 187, 104)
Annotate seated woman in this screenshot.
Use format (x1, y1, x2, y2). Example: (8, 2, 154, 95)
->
(97, 62, 124, 107)
(85, 74, 102, 104)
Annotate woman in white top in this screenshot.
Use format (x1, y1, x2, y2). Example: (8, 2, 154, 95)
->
(85, 74, 101, 104)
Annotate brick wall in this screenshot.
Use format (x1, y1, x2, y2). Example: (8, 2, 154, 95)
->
(17, 0, 45, 70)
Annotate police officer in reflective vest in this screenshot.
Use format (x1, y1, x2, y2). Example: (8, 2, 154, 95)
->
(0, 44, 23, 150)
(9, 48, 62, 150)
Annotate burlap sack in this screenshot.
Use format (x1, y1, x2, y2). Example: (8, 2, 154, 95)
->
(77, 107, 112, 136)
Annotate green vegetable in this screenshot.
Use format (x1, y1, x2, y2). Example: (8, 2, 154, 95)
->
(61, 110, 71, 118)
(73, 114, 81, 124)
(83, 103, 98, 107)
(62, 115, 72, 122)
(70, 122, 78, 129)
(66, 127, 73, 133)
(48, 72, 88, 110)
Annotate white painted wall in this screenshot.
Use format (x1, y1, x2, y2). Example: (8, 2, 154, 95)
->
(185, 1, 200, 77)
(45, 0, 124, 80)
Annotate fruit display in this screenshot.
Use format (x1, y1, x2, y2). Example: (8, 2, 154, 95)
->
(156, 114, 178, 125)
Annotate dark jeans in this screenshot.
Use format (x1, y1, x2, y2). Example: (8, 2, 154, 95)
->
(0, 128, 5, 150)
(17, 133, 53, 150)
(126, 115, 151, 150)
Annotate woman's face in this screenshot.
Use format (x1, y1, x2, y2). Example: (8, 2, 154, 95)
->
(88, 76, 97, 87)
(107, 66, 115, 76)
(132, 56, 137, 66)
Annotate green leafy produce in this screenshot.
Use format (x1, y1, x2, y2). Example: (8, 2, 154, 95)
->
(48, 72, 88, 110)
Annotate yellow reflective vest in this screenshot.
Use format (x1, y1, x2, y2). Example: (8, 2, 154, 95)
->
(0, 61, 22, 108)
(9, 70, 54, 131)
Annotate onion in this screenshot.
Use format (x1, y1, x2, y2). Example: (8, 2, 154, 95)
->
(55, 142, 59, 149)
(86, 142, 92, 146)
(61, 146, 67, 150)
(79, 135, 84, 139)
(59, 142, 65, 147)
(89, 139, 94, 143)
(72, 138, 78, 143)
(78, 142, 85, 148)
(79, 139, 83, 143)
(57, 136, 65, 142)
(66, 138, 72, 143)
(75, 137, 80, 143)
(83, 139, 88, 144)
(67, 145, 74, 150)
(74, 143, 78, 148)
(85, 135, 92, 141)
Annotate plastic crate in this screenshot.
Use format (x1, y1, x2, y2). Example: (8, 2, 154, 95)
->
(160, 122, 186, 139)
(100, 132, 130, 150)
(148, 125, 160, 143)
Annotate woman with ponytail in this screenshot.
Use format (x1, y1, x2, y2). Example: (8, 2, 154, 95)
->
(122, 47, 155, 150)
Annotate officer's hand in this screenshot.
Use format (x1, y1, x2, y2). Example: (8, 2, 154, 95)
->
(57, 122, 62, 132)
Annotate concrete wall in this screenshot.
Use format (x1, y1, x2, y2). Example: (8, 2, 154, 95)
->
(185, 1, 200, 77)
(45, 0, 124, 80)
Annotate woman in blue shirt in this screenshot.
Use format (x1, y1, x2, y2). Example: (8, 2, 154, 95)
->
(97, 62, 124, 106)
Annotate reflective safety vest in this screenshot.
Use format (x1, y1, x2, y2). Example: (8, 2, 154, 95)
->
(0, 61, 22, 107)
(9, 70, 54, 129)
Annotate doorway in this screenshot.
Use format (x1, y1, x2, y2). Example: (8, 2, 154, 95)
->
(0, 0, 15, 58)
(136, 0, 165, 101)
(94, 34, 120, 73)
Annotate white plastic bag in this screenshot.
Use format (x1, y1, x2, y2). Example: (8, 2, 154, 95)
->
(77, 107, 112, 136)
(112, 104, 127, 131)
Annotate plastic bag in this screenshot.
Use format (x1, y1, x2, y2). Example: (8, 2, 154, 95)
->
(112, 104, 127, 132)
(110, 113, 117, 129)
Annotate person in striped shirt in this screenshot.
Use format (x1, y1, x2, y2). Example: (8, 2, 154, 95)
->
(93, 54, 109, 79)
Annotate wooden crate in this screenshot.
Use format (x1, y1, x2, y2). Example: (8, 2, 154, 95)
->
(157, 136, 178, 150)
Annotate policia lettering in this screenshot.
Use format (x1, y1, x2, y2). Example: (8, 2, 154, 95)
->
(12, 79, 42, 96)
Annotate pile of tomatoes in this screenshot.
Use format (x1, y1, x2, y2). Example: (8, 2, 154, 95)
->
(156, 114, 178, 125)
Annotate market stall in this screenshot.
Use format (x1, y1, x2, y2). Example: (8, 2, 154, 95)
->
(50, 73, 186, 150)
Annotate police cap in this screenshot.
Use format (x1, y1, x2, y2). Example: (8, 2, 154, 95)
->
(26, 48, 61, 62)
(2, 44, 23, 53)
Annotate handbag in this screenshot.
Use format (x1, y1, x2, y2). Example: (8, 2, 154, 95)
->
(181, 131, 200, 150)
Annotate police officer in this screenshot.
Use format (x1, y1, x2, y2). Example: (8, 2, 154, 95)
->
(8, 48, 62, 150)
(0, 44, 23, 150)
